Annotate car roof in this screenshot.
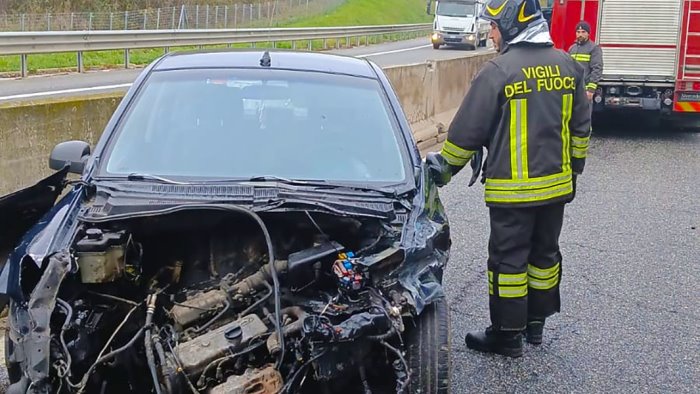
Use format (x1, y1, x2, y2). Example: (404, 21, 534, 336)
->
(153, 49, 378, 78)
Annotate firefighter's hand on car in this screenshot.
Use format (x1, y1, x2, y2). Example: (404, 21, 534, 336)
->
(425, 152, 452, 187)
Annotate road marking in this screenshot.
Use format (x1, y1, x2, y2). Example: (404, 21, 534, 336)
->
(0, 83, 132, 101)
(0, 44, 431, 101)
(356, 44, 432, 57)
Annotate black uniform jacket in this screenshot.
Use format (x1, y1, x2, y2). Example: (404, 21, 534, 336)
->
(440, 43, 591, 208)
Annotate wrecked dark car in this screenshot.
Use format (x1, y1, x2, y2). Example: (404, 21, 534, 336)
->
(0, 50, 453, 394)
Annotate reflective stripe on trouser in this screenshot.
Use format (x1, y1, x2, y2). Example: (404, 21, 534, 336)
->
(527, 261, 562, 320)
(487, 203, 565, 330)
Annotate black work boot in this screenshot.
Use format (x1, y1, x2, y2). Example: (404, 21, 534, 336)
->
(524, 320, 544, 345)
(465, 326, 524, 358)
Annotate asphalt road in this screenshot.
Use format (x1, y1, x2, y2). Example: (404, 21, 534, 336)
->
(0, 37, 493, 102)
(440, 115, 700, 393)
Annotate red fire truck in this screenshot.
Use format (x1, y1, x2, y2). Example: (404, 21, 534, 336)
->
(549, 0, 699, 121)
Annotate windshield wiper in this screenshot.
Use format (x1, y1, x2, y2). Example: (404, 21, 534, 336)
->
(245, 176, 402, 197)
(125, 173, 192, 185)
(248, 175, 301, 183)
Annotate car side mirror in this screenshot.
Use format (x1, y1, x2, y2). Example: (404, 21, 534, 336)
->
(49, 140, 91, 174)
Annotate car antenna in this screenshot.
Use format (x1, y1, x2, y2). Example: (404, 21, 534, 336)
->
(260, 51, 271, 67)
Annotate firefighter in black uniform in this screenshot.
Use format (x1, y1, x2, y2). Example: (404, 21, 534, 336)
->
(426, 0, 592, 357)
(569, 21, 603, 101)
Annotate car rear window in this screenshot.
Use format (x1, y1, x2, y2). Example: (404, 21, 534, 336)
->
(101, 68, 409, 184)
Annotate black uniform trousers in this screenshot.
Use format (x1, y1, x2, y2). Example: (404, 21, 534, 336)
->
(486, 202, 565, 331)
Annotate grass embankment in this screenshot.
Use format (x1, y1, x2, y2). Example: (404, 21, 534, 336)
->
(0, 0, 431, 76)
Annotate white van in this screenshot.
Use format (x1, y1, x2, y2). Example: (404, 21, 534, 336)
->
(428, 0, 491, 50)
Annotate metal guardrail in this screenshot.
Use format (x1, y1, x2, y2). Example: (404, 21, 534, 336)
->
(0, 23, 432, 78)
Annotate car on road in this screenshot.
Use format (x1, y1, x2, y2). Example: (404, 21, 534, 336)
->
(0, 49, 452, 394)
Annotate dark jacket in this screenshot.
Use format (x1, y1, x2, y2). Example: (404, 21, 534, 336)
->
(568, 39, 603, 92)
(440, 43, 591, 208)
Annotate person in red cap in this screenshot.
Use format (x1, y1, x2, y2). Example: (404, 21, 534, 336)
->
(568, 20, 603, 101)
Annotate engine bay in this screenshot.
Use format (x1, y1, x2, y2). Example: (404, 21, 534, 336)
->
(9, 209, 416, 393)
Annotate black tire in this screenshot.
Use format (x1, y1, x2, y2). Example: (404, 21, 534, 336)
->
(433, 43, 440, 49)
(405, 298, 451, 394)
(5, 327, 21, 384)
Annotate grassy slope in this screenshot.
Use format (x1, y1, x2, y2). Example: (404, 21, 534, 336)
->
(0, 0, 431, 75)
(288, 0, 430, 27)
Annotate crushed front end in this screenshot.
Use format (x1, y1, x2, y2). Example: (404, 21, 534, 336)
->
(4, 201, 449, 394)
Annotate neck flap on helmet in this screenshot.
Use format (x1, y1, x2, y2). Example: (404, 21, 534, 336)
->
(502, 20, 553, 53)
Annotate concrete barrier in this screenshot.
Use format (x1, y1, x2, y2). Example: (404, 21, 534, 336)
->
(383, 53, 496, 151)
(0, 94, 124, 194)
(0, 51, 497, 195)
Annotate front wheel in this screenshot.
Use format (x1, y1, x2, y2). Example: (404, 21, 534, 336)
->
(405, 298, 451, 394)
(5, 320, 21, 385)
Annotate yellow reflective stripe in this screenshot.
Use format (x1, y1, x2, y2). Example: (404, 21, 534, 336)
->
(521, 100, 529, 179)
(529, 277, 559, 290)
(488, 271, 528, 297)
(572, 148, 588, 159)
(486, 0, 508, 16)
(527, 262, 560, 279)
(486, 170, 571, 185)
(498, 272, 527, 285)
(441, 140, 476, 167)
(509, 100, 518, 179)
(572, 54, 591, 61)
(498, 285, 528, 298)
(562, 94, 572, 173)
(572, 135, 589, 158)
(518, 1, 536, 23)
(572, 136, 590, 148)
(485, 172, 571, 191)
(442, 150, 469, 166)
(509, 99, 528, 180)
(485, 182, 573, 203)
(586, 83, 598, 90)
(443, 140, 475, 160)
(528, 261, 560, 291)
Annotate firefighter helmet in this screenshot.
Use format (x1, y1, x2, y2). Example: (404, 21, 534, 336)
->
(480, 0, 544, 43)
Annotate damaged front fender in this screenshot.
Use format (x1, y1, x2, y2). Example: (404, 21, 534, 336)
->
(7, 252, 72, 394)
(393, 158, 451, 315)
(359, 163, 450, 316)
(0, 168, 69, 255)
(0, 168, 71, 312)
(0, 186, 84, 304)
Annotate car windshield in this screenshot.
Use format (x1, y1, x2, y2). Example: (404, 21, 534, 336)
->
(437, 2, 475, 17)
(99, 68, 410, 185)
